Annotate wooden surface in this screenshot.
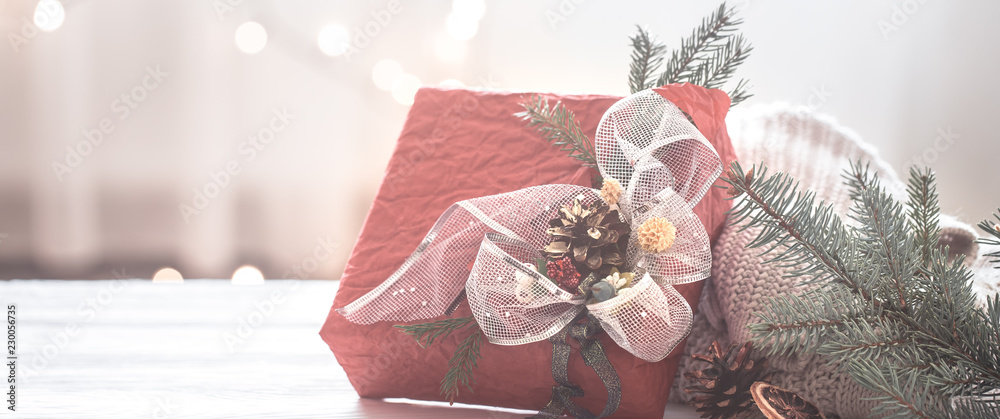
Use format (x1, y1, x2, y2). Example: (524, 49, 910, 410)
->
(0, 279, 699, 418)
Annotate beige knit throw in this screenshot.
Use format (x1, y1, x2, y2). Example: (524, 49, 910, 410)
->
(669, 104, 1000, 418)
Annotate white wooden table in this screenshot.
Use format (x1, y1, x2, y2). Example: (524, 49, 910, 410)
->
(0, 279, 699, 418)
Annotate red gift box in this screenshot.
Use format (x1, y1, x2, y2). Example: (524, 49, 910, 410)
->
(320, 85, 738, 417)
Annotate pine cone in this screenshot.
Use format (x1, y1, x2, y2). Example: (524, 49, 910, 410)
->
(750, 382, 826, 419)
(543, 196, 630, 277)
(685, 341, 771, 419)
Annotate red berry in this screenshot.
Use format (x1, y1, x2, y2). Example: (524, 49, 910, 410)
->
(546, 257, 581, 293)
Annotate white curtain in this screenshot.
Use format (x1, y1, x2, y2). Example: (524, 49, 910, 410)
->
(1, 0, 997, 279)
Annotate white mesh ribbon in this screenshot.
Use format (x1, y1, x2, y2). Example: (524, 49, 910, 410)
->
(338, 89, 722, 362)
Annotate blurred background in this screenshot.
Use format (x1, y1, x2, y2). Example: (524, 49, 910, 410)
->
(0, 0, 997, 280)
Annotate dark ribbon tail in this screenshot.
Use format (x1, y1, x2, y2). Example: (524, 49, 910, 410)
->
(577, 317, 622, 418)
(531, 315, 621, 419)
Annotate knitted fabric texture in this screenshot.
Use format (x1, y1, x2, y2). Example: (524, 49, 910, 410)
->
(669, 104, 1000, 418)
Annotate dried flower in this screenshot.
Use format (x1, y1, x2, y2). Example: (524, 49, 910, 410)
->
(600, 178, 623, 206)
(546, 257, 582, 293)
(514, 263, 538, 303)
(637, 217, 677, 253)
(607, 272, 625, 288)
(603, 271, 633, 289)
(751, 382, 826, 419)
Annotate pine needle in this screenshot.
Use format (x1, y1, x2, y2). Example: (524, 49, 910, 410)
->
(976, 209, 1000, 268)
(728, 78, 753, 107)
(628, 25, 667, 94)
(440, 327, 483, 404)
(906, 167, 942, 268)
(394, 316, 476, 348)
(395, 317, 485, 404)
(685, 34, 754, 91)
(514, 95, 597, 169)
(655, 2, 744, 87)
(631, 2, 754, 107)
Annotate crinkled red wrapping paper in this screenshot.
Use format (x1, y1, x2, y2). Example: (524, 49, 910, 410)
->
(320, 84, 737, 417)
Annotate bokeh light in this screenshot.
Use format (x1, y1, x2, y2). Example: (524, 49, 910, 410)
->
(231, 265, 265, 285)
(234, 21, 268, 54)
(317, 24, 350, 57)
(433, 34, 467, 63)
(445, 12, 479, 41)
(391, 73, 421, 106)
(439, 79, 465, 88)
(152, 267, 184, 283)
(371, 59, 403, 91)
(33, 0, 65, 32)
(452, 0, 486, 21)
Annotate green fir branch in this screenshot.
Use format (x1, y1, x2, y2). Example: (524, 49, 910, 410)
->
(749, 288, 875, 357)
(526, 2, 753, 175)
(628, 26, 667, 94)
(722, 163, 871, 299)
(843, 161, 920, 314)
(686, 34, 753, 91)
(819, 317, 912, 365)
(848, 358, 939, 418)
(655, 2, 742, 86)
(394, 316, 476, 348)
(395, 317, 486, 405)
(906, 167, 942, 268)
(951, 397, 1000, 419)
(440, 326, 484, 404)
(727, 78, 753, 107)
(914, 251, 977, 351)
(976, 209, 1000, 268)
(514, 95, 597, 169)
(723, 161, 1000, 417)
(629, 2, 753, 106)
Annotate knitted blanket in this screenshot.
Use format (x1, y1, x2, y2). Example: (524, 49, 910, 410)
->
(669, 104, 1000, 418)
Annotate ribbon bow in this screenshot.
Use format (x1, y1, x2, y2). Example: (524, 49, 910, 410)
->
(338, 89, 721, 363)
